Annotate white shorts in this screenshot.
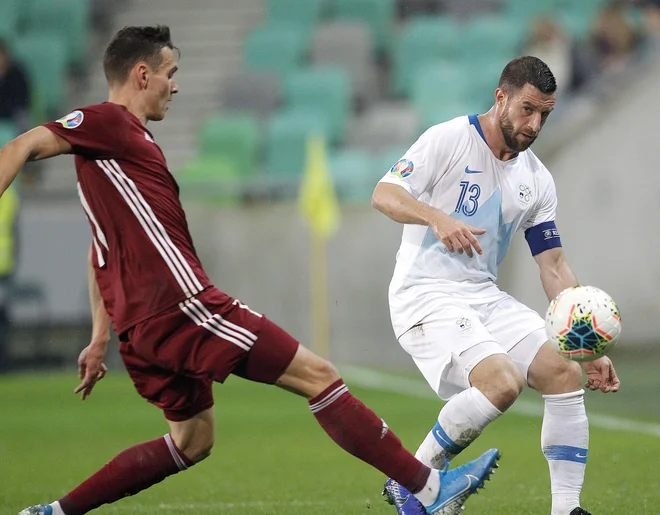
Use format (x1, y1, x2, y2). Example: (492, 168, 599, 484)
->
(398, 294, 547, 400)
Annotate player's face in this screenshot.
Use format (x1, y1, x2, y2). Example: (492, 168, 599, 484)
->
(146, 47, 179, 122)
(497, 83, 555, 152)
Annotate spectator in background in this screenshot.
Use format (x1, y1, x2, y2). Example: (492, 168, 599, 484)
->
(590, 1, 640, 72)
(0, 40, 30, 133)
(523, 17, 573, 93)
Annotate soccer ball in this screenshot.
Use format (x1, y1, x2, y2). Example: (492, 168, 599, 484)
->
(545, 285, 621, 362)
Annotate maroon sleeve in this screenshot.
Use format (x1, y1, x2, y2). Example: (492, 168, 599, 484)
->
(43, 103, 130, 160)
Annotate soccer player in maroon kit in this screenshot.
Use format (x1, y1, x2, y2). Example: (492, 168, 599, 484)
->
(0, 26, 499, 515)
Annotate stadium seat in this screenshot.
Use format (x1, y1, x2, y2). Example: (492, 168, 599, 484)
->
(503, 0, 557, 23)
(13, 33, 67, 118)
(0, 0, 20, 39)
(220, 70, 282, 120)
(311, 21, 378, 107)
(197, 113, 261, 177)
(348, 102, 419, 153)
(267, 0, 325, 34)
(176, 156, 243, 206)
(265, 108, 331, 180)
(243, 24, 308, 82)
(0, 121, 17, 147)
(461, 15, 525, 63)
(418, 100, 476, 133)
(22, 0, 89, 68)
(329, 148, 375, 202)
(410, 61, 469, 112)
(375, 146, 411, 178)
(392, 16, 462, 96)
(284, 66, 351, 144)
(332, 0, 396, 54)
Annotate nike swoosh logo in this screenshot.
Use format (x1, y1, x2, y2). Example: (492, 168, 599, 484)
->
(576, 454, 587, 459)
(437, 474, 476, 509)
(465, 166, 482, 174)
(435, 429, 453, 447)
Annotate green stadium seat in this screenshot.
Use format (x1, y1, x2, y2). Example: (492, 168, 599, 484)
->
(0, 0, 20, 39)
(176, 156, 243, 206)
(265, 108, 330, 180)
(0, 121, 17, 146)
(13, 33, 67, 118)
(376, 146, 411, 179)
(503, 0, 557, 23)
(411, 61, 469, 112)
(418, 100, 476, 134)
(267, 0, 325, 36)
(197, 113, 261, 177)
(332, 0, 396, 54)
(284, 66, 351, 144)
(329, 148, 374, 202)
(462, 15, 525, 63)
(22, 0, 89, 68)
(244, 24, 307, 82)
(392, 16, 462, 97)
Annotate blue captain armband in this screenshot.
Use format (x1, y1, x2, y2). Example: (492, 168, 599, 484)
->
(525, 220, 562, 256)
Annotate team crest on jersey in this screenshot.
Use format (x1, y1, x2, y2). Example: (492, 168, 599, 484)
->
(389, 159, 414, 179)
(456, 318, 472, 333)
(56, 110, 84, 129)
(518, 184, 532, 204)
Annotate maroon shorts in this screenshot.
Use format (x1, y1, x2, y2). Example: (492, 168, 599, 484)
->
(120, 287, 299, 421)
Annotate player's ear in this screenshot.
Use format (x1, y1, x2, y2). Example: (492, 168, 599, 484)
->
(135, 62, 149, 90)
(494, 88, 507, 109)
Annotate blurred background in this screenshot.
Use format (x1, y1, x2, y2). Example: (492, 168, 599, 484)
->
(0, 0, 658, 392)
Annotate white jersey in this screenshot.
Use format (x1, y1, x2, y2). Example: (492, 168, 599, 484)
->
(380, 115, 560, 338)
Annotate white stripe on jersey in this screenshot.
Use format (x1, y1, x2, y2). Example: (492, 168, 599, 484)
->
(96, 159, 203, 298)
(77, 182, 108, 267)
(179, 299, 253, 351)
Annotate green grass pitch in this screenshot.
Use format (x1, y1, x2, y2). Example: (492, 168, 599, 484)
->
(1, 370, 659, 514)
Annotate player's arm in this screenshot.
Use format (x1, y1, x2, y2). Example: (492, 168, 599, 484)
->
(74, 243, 110, 400)
(0, 127, 71, 195)
(533, 246, 578, 301)
(372, 182, 485, 257)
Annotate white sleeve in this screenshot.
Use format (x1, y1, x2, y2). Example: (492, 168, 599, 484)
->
(378, 124, 455, 199)
(523, 170, 558, 230)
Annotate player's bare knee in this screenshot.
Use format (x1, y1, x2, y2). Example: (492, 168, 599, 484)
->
(470, 355, 524, 411)
(311, 358, 341, 390)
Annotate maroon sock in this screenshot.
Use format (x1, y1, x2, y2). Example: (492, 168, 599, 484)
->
(59, 435, 192, 514)
(309, 379, 431, 494)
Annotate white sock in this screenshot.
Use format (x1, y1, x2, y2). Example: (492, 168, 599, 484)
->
(49, 502, 66, 515)
(413, 468, 441, 507)
(415, 387, 502, 469)
(542, 390, 588, 515)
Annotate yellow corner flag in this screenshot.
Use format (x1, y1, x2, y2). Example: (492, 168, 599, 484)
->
(298, 135, 339, 359)
(298, 134, 340, 238)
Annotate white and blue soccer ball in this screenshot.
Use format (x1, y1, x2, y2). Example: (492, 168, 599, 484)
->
(545, 285, 622, 362)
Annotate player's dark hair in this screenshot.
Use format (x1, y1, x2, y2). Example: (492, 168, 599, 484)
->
(103, 25, 178, 84)
(498, 56, 557, 95)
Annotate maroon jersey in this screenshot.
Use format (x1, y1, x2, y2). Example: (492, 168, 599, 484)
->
(44, 102, 212, 336)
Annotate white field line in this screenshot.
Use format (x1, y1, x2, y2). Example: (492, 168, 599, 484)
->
(340, 365, 660, 438)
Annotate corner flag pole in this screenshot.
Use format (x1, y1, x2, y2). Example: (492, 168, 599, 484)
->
(298, 135, 340, 359)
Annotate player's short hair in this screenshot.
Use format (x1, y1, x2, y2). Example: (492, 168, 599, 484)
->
(103, 25, 178, 84)
(498, 56, 557, 95)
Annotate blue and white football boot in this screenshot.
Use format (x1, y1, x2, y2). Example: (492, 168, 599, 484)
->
(383, 448, 501, 515)
(18, 505, 52, 515)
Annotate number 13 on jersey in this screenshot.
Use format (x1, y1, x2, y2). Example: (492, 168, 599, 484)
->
(454, 181, 481, 216)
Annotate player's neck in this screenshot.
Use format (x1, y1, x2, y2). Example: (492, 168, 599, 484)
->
(107, 90, 149, 126)
(477, 111, 518, 162)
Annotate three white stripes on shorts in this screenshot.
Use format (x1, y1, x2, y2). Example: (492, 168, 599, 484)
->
(82, 159, 257, 352)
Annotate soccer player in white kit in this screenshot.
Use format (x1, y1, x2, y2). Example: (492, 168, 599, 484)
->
(373, 57, 620, 515)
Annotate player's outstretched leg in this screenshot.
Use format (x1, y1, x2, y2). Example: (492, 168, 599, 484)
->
(18, 410, 212, 515)
(527, 344, 589, 515)
(275, 345, 502, 514)
(383, 354, 521, 514)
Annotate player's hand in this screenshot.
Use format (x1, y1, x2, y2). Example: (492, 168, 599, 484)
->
(582, 356, 620, 393)
(429, 213, 486, 258)
(74, 341, 108, 400)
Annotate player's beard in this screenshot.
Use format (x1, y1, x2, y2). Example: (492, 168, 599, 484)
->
(499, 104, 535, 152)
